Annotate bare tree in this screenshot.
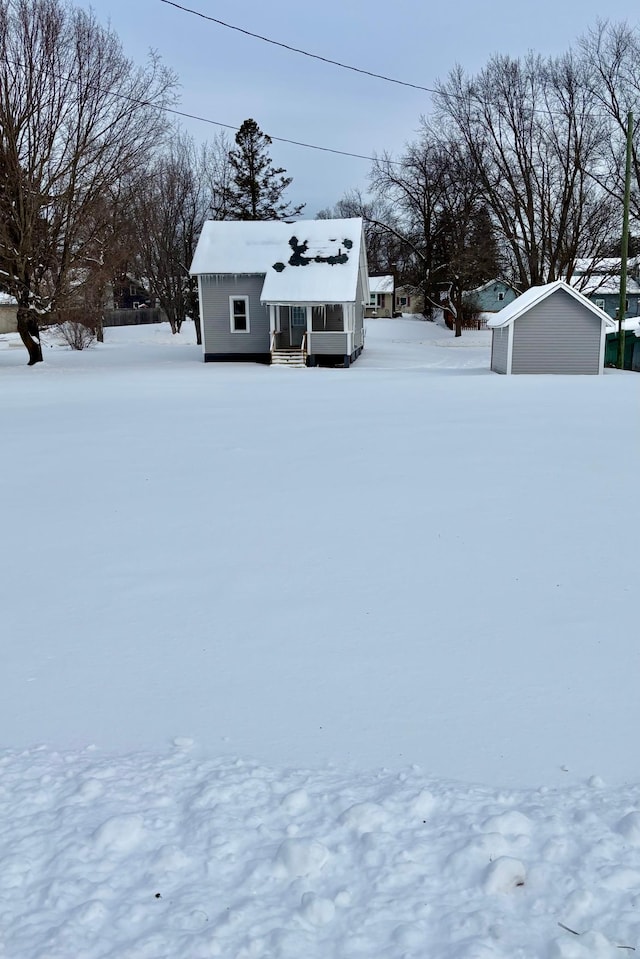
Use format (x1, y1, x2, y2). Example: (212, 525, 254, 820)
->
(435, 52, 617, 290)
(132, 134, 210, 342)
(201, 131, 233, 221)
(0, 0, 176, 364)
(580, 21, 640, 226)
(366, 128, 504, 331)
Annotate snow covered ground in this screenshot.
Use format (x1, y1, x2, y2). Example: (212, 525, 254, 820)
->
(1, 317, 639, 958)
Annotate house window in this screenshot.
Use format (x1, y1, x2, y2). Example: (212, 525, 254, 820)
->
(595, 298, 606, 311)
(398, 296, 408, 307)
(229, 296, 250, 332)
(498, 292, 505, 301)
(376, 293, 386, 307)
(291, 306, 306, 327)
(369, 293, 377, 307)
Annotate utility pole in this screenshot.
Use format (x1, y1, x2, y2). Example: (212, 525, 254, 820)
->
(617, 111, 633, 369)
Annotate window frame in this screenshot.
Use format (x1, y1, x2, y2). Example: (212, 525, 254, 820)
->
(229, 295, 250, 333)
(291, 305, 306, 328)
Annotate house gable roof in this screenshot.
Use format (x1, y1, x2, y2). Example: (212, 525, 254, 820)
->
(486, 281, 616, 329)
(190, 218, 365, 304)
(464, 278, 518, 297)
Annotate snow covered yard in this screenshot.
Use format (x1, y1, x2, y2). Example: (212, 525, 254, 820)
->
(1, 317, 639, 958)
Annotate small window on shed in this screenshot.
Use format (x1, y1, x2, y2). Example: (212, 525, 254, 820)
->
(229, 296, 250, 332)
(498, 292, 505, 301)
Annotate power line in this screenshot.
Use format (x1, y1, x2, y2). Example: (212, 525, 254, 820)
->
(162, 108, 385, 163)
(159, 0, 439, 96)
(0, 53, 387, 165)
(158, 1, 625, 123)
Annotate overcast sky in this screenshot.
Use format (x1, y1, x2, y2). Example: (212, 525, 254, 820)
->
(85, 0, 640, 216)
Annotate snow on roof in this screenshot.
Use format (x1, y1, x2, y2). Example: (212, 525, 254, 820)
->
(261, 219, 364, 304)
(571, 274, 640, 296)
(369, 275, 394, 294)
(465, 278, 517, 296)
(486, 281, 617, 329)
(190, 219, 364, 305)
(573, 256, 640, 275)
(0, 292, 18, 306)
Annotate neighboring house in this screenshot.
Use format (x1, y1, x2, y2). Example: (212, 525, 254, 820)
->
(569, 260, 640, 321)
(0, 292, 18, 334)
(487, 280, 615, 375)
(394, 285, 424, 315)
(365, 275, 394, 317)
(190, 218, 369, 367)
(462, 279, 518, 315)
(111, 274, 152, 310)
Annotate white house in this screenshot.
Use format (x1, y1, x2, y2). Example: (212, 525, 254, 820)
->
(190, 218, 369, 367)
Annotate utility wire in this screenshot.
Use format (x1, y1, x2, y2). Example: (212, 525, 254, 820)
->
(0, 53, 388, 164)
(160, 0, 438, 95)
(158, 0, 627, 123)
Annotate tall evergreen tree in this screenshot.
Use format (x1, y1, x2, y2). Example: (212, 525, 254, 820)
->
(226, 119, 304, 220)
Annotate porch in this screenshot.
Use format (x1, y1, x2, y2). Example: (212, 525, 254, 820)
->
(267, 303, 364, 365)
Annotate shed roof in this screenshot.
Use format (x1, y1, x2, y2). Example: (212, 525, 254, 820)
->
(486, 281, 617, 330)
(190, 218, 365, 304)
(369, 275, 394, 294)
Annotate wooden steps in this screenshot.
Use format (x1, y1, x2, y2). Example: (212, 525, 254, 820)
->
(271, 348, 306, 368)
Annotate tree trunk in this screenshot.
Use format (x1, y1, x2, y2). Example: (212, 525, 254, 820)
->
(95, 315, 104, 343)
(17, 308, 43, 365)
(193, 312, 202, 345)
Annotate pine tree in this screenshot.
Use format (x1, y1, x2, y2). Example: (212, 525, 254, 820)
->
(226, 119, 304, 220)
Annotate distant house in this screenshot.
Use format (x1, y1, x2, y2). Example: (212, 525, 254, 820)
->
(569, 258, 640, 321)
(394, 286, 424, 315)
(463, 279, 518, 315)
(487, 280, 615, 375)
(0, 292, 18, 334)
(190, 218, 369, 368)
(111, 275, 152, 310)
(365, 275, 394, 317)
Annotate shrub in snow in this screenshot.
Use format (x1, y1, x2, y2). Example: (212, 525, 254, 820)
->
(56, 319, 96, 350)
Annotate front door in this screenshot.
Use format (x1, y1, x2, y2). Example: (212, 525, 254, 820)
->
(290, 306, 306, 347)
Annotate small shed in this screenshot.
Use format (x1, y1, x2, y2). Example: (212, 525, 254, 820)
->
(487, 281, 616, 375)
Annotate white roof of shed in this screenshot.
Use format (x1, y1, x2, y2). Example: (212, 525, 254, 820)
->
(190, 218, 365, 304)
(486, 281, 617, 329)
(369, 275, 394, 294)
